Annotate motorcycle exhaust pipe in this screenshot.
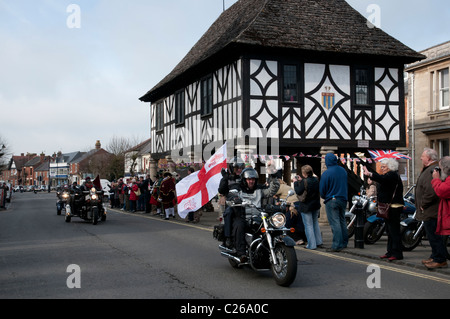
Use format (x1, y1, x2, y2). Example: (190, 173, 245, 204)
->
(220, 251, 242, 264)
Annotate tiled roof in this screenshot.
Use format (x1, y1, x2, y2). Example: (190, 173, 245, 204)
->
(140, 0, 425, 102)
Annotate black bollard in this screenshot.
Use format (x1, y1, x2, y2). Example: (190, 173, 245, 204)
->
(354, 206, 365, 249)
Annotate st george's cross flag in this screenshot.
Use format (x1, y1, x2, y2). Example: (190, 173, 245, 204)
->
(368, 149, 412, 161)
(176, 142, 227, 219)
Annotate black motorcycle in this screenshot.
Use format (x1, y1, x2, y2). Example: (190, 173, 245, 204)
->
(65, 186, 106, 225)
(213, 190, 298, 287)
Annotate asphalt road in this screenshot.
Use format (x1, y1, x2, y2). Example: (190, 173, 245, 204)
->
(1, 192, 449, 302)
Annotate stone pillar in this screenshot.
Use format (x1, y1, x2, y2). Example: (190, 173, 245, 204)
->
(319, 146, 338, 225)
(165, 155, 175, 174)
(283, 158, 292, 186)
(149, 158, 157, 181)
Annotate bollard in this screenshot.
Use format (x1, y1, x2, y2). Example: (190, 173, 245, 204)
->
(354, 206, 365, 249)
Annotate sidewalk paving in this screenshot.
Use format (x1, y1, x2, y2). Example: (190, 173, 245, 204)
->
(112, 205, 450, 277)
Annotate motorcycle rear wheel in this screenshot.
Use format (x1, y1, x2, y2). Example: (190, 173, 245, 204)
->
(271, 244, 297, 287)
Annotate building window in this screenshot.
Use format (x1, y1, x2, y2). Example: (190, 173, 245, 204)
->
(175, 90, 185, 125)
(201, 76, 213, 116)
(283, 65, 298, 102)
(355, 68, 370, 105)
(155, 102, 163, 132)
(439, 68, 449, 109)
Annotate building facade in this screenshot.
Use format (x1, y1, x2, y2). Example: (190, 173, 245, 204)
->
(406, 41, 450, 182)
(140, 0, 424, 189)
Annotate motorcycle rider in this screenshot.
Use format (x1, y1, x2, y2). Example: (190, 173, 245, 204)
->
(80, 176, 94, 192)
(218, 157, 246, 247)
(221, 166, 280, 262)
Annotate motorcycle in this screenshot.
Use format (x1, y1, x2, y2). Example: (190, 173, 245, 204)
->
(65, 186, 107, 225)
(346, 186, 377, 238)
(399, 185, 429, 251)
(56, 186, 71, 216)
(363, 185, 415, 245)
(213, 190, 298, 287)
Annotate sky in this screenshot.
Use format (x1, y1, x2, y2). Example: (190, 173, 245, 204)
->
(0, 0, 448, 158)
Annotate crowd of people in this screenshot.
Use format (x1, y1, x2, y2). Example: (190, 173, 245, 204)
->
(106, 147, 450, 269)
(361, 147, 450, 269)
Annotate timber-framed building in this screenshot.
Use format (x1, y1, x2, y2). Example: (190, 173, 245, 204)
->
(140, 0, 425, 183)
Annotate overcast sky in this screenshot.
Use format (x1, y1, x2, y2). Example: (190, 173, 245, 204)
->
(0, 0, 448, 157)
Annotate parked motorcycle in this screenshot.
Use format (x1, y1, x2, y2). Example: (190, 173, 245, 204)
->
(346, 186, 377, 238)
(398, 185, 429, 251)
(363, 185, 415, 245)
(56, 185, 71, 216)
(213, 190, 298, 287)
(65, 186, 107, 225)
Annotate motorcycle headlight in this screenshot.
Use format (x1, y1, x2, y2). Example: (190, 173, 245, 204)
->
(270, 213, 286, 229)
(352, 195, 360, 205)
(62, 193, 69, 199)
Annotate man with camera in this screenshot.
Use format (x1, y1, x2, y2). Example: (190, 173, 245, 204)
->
(416, 148, 448, 269)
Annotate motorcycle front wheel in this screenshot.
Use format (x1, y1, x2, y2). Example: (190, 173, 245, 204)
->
(92, 207, 99, 225)
(363, 220, 384, 244)
(401, 226, 423, 251)
(271, 244, 297, 287)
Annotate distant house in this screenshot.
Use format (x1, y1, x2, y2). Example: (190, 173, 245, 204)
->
(140, 0, 424, 181)
(4, 154, 35, 186)
(124, 138, 152, 177)
(406, 41, 450, 182)
(69, 140, 113, 183)
(23, 153, 51, 186)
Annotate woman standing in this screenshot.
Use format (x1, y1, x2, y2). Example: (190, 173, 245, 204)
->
(294, 165, 323, 249)
(363, 158, 404, 261)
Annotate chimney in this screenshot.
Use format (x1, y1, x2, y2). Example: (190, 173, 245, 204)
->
(95, 140, 101, 150)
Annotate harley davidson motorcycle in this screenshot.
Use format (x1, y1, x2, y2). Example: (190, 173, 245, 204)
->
(56, 185, 71, 216)
(65, 186, 107, 225)
(213, 190, 298, 287)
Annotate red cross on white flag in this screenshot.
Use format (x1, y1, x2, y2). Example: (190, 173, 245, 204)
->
(176, 142, 227, 219)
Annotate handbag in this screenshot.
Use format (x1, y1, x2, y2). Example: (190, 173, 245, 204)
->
(376, 183, 398, 219)
(297, 179, 308, 203)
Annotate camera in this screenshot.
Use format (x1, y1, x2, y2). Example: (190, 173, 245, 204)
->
(431, 166, 441, 174)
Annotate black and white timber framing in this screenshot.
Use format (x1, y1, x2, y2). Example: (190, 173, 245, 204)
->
(140, 0, 425, 163)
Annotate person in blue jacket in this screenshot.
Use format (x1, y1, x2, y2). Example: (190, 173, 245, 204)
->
(320, 153, 348, 252)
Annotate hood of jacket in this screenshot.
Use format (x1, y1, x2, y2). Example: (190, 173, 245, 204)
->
(325, 153, 338, 168)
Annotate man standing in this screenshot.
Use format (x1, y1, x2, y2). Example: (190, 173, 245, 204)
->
(320, 153, 348, 252)
(416, 148, 448, 269)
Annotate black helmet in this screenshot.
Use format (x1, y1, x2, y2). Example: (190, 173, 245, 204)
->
(228, 156, 245, 173)
(240, 167, 258, 190)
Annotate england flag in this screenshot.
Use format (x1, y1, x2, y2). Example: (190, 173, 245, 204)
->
(176, 142, 227, 219)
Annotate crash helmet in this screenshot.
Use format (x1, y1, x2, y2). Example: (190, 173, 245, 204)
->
(228, 156, 245, 174)
(240, 167, 259, 189)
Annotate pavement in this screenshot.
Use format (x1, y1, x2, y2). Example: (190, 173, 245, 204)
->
(111, 202, 450, 278)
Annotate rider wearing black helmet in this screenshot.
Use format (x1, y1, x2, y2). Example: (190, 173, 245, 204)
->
(220, 164, 280, 261)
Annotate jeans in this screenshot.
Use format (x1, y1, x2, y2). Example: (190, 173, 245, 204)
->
(301, 209, 323, 249)
(423, 218, 447, 263)
(325, 198, 348, 250)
